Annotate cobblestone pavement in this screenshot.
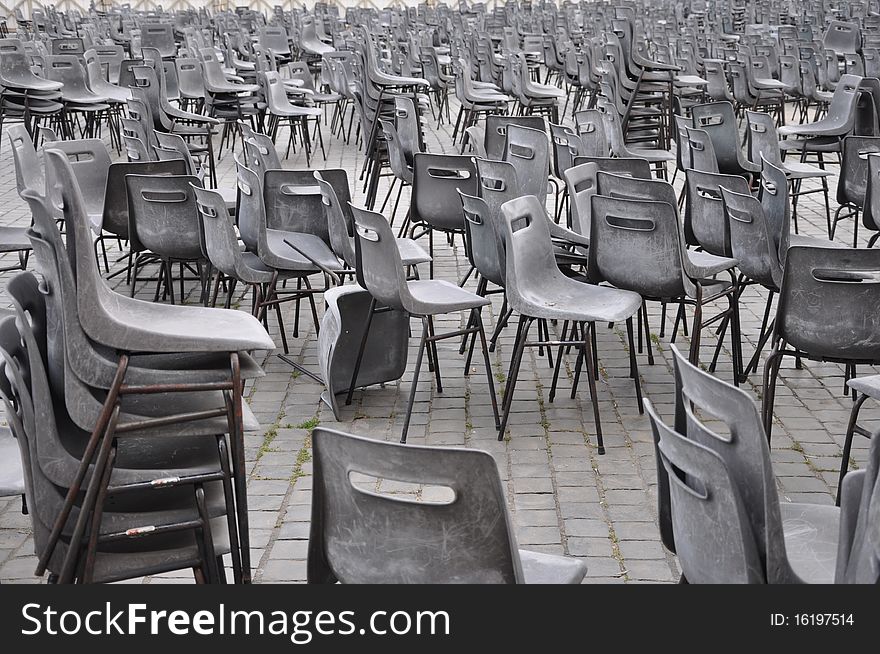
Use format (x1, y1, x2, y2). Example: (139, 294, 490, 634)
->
(0, 98, 875, 584)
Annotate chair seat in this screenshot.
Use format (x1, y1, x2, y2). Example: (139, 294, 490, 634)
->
(519, 549, 587, 584)
(847, 373, 880, 399)
(779, 136, 842, 153)
(406, 279, 490, 315)
(778, 121, 846, 138)
(0, 75, 63, 92)
(753, 77, 787, 90)
(126, 350, 265, 383)
(780, 501, 840, 584)
(527, 83, 566, 99)
(783, 161, 833, 178)
(0, 226, 32, 252)
(674, 75, 708, 86)
(65, 101, 111, 112)
(265, 229, 342, 272)
(268, 104, 322, 118)
(238, 251, 278, 284)
(396, 237, 431, 267)
(519, 275, 642, 323)
(626, 147, 675, 163)
(788, 234, 844, 248)
(84, 287, 275, 353)
(82, 385, 261, 438)
(0, 426, 24, 497)
(687, 250, 738, 278)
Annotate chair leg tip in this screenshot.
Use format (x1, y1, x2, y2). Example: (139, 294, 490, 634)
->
(597, 445, 606, 455)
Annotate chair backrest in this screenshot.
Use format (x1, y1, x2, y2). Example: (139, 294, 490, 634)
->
(313, 169, 355, 268)
(684, 168, 750, 256)
(411, 153, 477, 233)
(863, 153, 880, 233)
(683, 126, 720, 174)
(307, 427, 524, 583)
(176, 57, 205, 97)
(263, 169, 330, 243)
(101, 159, 187, 240)
(154, 131, 198, 175)
(838, 135, 880, 207)
(125, 173, 205, 260)
(459, 191, 505, 287)
(667, 342, 791, 580)
(759, 156, 794, 259)
(261, 70, 295, 112)
(721, 185, 783, 290)
(484, 114, 546, 160)
(589, 195, 686, 299)
(777, 246, 880, 360)
(646, 399, 765, 584)
(234, 156, 264, 253)
(8, 124, 43, 197)
(393, 96, 422, 163)
(94, 44, 124, 83)
(43, 54, 90, 91)
(822, 74, 863, 132)
(44, 138, 112, 221)
(380, 118, 412, 183)
(192, 184, 242, 277)
(745, 110, 784, 168)
(497, 195, 573, 315)
(573, 109, 608, 157)
(823, 20, 860, 55)
(835, 433, 880, 583)
(503, 124, 549, 206)
(350, 203, 410, 312)
(140, 22, 176, 58)
(779, 54, 802, 95)
(244, 133, 283, 173)
(549, 123, 582, 179)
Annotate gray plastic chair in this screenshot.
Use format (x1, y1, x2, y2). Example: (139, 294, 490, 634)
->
(745, 109, 832, 234)
(594, 171, 741, 378)
(0, 309, 233, 584)
(683, 126, 720, 174)
(684, 168, 751, 256)
(646, 399, 765, 583)
(835, 433, 880, 583)
(192, 183, 291, 324)
(762, 246, 880, 442)
(409, 153, 478, 278)
(261, 168, 343, 276)
(41, 148, 273, 582)
(308, 427, 587, 584)
(5, 269, 237, 575)
(234, 157, 324, 355)
(597, 99, 674, 178)
(313, 169, 429, 272)
(351, 202, 499, 443)
(832, 135, 880, 245)
(667, 345, 842, 583)
(497, 195, 642, 451)
(260, 70, 323, 164)
(503, 124, 550, 208)
(484, 114, 546, 160)
(691, 101, 760, 179)
(125, 173, 208, 304)
(778, 73, 862, 161)
(573, 109, 608, 157)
